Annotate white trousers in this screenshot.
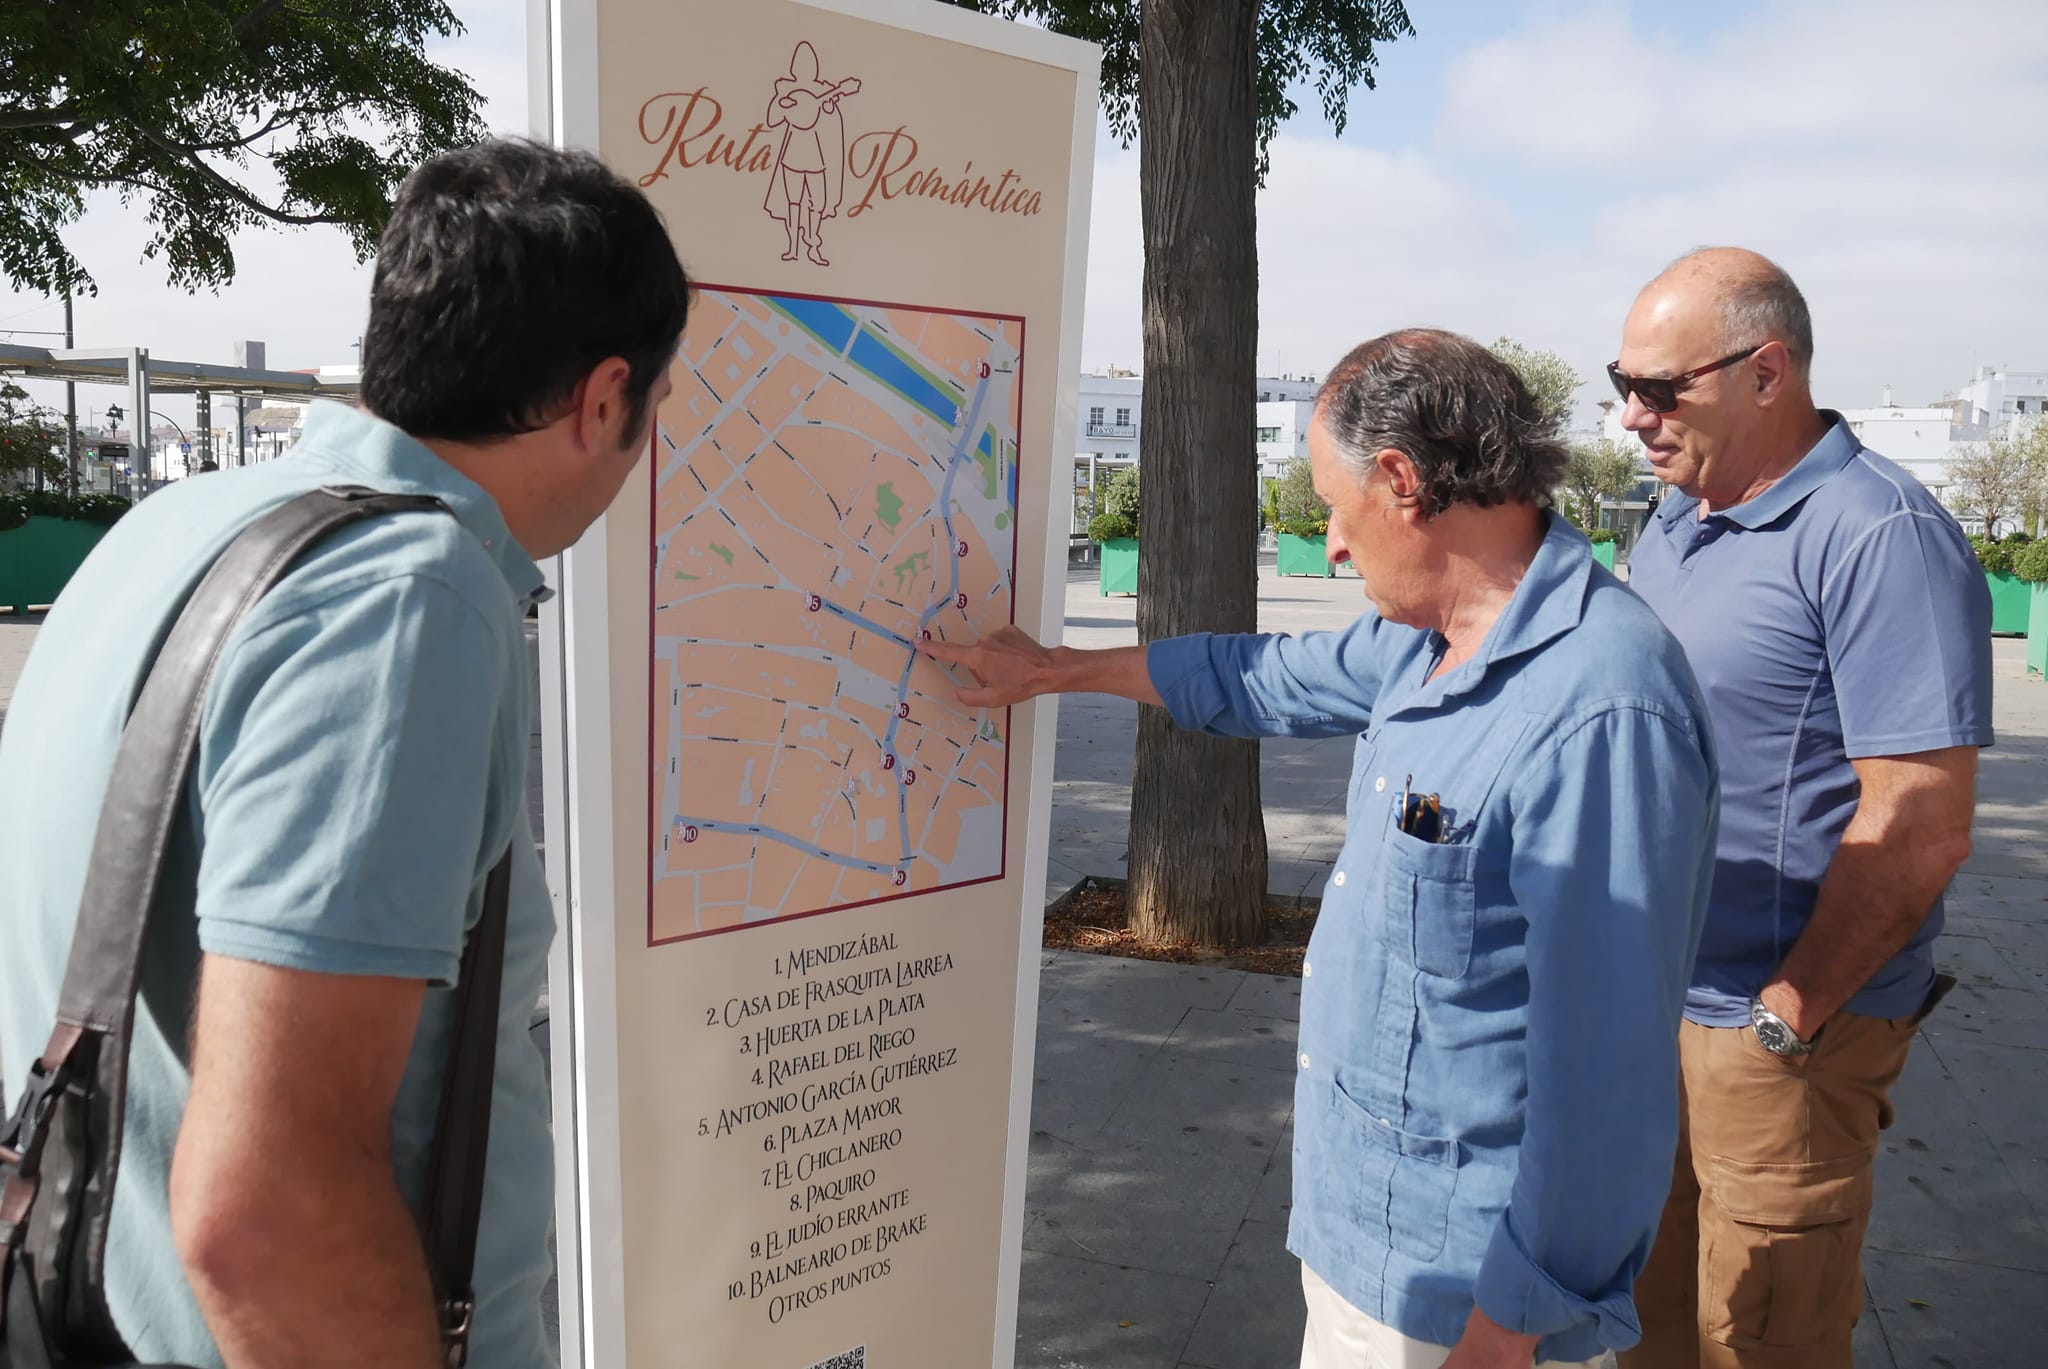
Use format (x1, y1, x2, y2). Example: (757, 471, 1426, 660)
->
(1299, 1263, 1603, 1369)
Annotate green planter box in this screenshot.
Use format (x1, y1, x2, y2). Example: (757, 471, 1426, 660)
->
(0, 515, 110, 614)
(2028, 582, 2048, 679)
(1988, 571, 2031, 635)
(1276, 532, 1333, 577)
(1098, 537, 1138, 596)
(1591, 541, 1617, 570)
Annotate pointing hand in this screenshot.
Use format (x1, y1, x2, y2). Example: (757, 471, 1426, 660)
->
(920, 626, 1057, 707)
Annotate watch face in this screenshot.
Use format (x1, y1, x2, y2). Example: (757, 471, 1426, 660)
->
(1755, 1017, 1794, 1054)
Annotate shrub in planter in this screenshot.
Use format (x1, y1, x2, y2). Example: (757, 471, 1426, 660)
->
(2014, 539, 2048, 585)
(1970, 533, 2018, 577)
(0, 490, 131, 534)
(1088, 511, 1137, 544)
(1586, 528, 1618, 544)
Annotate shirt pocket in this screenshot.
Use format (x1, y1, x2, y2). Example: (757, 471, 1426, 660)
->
(1377, 827, 1479, 981)
(1327, 1073, 1460, 1262)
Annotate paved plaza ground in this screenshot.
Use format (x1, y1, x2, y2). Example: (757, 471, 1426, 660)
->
(2, 548, 2042, 1368)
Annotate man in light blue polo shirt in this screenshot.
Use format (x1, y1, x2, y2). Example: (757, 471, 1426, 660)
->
(0, 141, 691, 1368)
(1614, 248, 1992, 1369)
(929, 330, 1720, 1367)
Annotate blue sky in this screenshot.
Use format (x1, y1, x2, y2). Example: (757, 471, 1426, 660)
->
(4, 0, 2043, 431)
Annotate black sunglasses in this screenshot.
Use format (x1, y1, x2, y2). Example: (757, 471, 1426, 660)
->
(1606, 344, 1763, 414)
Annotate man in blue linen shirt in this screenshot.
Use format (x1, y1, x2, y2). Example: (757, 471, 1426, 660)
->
(928, 330, 1720, 1368)
(0, 141, 691, 1368)
(1614, 249, 1992, 1369)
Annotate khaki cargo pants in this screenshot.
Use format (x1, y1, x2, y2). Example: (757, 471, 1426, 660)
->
(1619, 1009, 1922, 1369)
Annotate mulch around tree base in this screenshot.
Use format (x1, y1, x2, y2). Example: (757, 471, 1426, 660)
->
(1042, 876, 1316, 978)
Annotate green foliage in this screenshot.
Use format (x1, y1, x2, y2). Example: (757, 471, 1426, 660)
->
(1102, 465, 1141, 527)
(0, 381, 66, 488)
(1490, 337, 1582, 435)
(1945, 435, 2046, 537)
(2012, 538, 2048, 585)
(0, 0, 486, 295)
(938, 1, 1414, 183)
(1970, 534, 2020, 576)
(1088, 511, 1137, 543)
(0, 488, 130, 534)
(1586, 527, 1618, 545)
(1561, 439, 1639, 529)
(1270, 458, 1328, 536)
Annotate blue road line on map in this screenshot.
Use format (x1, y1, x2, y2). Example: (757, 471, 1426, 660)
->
(848, 328, 956, 423)
(878, 364, 993, 864)
(672, 816, 899, 876)
(819, 599, 914, 651)
(770, 295, 859, 354)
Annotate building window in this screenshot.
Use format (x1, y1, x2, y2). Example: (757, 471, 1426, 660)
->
(1089, 406, 1104, 425)
(1256, 426, 1281, 443)
(1259, 392, 1271, 402)
(1116, 407, 1131, 426)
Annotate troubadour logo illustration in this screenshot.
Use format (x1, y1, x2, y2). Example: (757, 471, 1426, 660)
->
(763, 42, 861, 265)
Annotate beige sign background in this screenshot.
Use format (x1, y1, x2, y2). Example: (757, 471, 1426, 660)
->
(533, 2, 1099, 1365)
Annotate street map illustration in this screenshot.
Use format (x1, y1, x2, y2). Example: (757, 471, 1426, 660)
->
(651, 288, 1021, 943)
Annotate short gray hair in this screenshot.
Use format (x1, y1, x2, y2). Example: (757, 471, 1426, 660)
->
(1674, 247, 1814, 372)
(1314, 329, 1568, 518)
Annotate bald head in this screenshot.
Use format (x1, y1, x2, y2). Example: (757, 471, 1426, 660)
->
(1638, 247, 1814, 374)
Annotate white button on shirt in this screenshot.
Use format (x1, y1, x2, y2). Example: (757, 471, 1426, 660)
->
(1299, 1053, 1311, 1070)
(1373, 776, 1386, 792)
(1332, 871, 1346, 888)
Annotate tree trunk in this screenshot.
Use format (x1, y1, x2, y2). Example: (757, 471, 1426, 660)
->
(1126, 0, 1267, 949)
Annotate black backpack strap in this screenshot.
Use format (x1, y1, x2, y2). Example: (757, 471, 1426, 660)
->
(1, 483, 511, 1365)
(420, 850, 512, 1368)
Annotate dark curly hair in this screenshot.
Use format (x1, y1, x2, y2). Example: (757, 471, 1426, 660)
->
(1315, 329, 1567, 517)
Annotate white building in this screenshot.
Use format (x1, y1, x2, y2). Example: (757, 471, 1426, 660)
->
(1255, 399, 1315, 479)
(1076, 371, 1141, 473)
(1838, 399, 1958, 497)
(1951, 365, 2048, 430)
(1071, 370, 1326, 531)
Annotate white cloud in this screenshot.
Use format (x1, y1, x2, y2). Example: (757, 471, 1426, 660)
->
(1079, 0, 2048, 427)
(9, 0, 2045, 439)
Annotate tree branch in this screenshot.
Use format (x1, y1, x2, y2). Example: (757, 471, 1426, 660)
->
(0, 107, 83, 132)
(134, 125, 346, 226)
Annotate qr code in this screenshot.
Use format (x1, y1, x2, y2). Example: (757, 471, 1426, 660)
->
(803, 1349, 865, 1369)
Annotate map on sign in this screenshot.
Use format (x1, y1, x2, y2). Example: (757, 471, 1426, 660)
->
(650, 287, 1021, 944)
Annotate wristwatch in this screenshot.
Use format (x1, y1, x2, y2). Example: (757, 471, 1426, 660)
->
(1749, 997, 1816, 1057)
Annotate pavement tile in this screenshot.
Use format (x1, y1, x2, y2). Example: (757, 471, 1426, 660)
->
(1029, 1010, 1172, 1144)
(1180, 1220, 1305, 1369)
(1919, 979, 2048, 1051)
(1225, 973, 1302, 1023)
(1245, 1118, 1295, 1228)
(1026, 1054, 1292, 1281)
(1917, 1034, 2048, 1220)
(1865, 1248, 2048, 1369)
(1868, 1042, 2048, 1271)
(1163, 1006, 1301, 1074)
(1014, 1248, 1214, 1369)
(1932, 931, 2035, 993)
(1039, 950, 1245, 1016)
(1946, 869, 2048, 923)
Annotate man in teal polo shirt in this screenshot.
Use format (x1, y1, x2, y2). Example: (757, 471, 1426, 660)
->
(0, 140, 691, 1368)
